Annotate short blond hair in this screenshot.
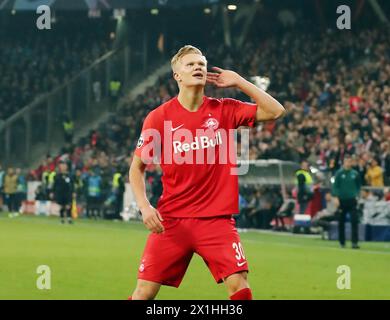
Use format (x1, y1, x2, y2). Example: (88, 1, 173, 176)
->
(171, 45, 203, 72)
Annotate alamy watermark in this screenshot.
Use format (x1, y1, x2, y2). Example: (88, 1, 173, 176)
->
(36, 265, 51, 290)
(336, 5, 351, 30)
(336, 265, 351, 290)
(36, 5, 51, 30)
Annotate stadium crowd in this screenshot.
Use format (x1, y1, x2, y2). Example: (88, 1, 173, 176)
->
(118, 26, 389, 187)
(0, 26, 110, 122)
(1, 22, 390, 226)
(243, 27, 390, 187)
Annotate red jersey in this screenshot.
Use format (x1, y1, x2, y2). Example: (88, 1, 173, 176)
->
(134, 96, 257, 218)
(349, 96, 362, 113)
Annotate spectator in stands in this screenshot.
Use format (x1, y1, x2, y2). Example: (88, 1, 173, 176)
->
(63, 115, 74, 144)
(109, 78, 122, 106)
(90, 131, 99, 148)
(15, 168, 27, 213)
(35, 185, 46, 201)
(73, 168, 85, 206)
(111, 166, 126, 219)
(42, 167, 57, 200)
(360, 189, 378, 201)
(380, 142, 390, 185)
(365, 158, 384, 187)
(353, 157, 368, 186)
(3, 168, 18, 213)
(93, 81, 102, 103)
(274, 199, 295, 231)
(246, 189, 262, 228)
(295, 160, 314, 214)
(0, 163, 4, 210)
(86, 168, 103, 219)
(256, 188, 274, 229)
(384, 188, 390, 202)
(237, 193, 250, 228)
(312, 192, 339, 239)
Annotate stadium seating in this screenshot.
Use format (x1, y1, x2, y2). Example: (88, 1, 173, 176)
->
(0, 21, 110, 122)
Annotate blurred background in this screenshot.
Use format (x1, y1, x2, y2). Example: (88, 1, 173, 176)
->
(0, 0, 389, 240)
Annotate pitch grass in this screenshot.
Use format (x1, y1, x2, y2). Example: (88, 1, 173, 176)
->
(0, 213, 389, 300)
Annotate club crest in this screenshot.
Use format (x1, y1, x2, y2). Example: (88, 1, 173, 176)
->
(203, 117, 219, 130)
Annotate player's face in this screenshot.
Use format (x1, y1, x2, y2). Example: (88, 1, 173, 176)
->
(344, 158, 352, 168)
(59, 163, 68, 173)
(301, 161, 309, 171)
(176, 53, 207, 87)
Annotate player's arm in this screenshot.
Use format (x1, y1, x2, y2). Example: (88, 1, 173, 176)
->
(50, 176, 57, 200)
(207, 67, 286, 122)
(70, 176, 76, 199)
(129, 155, 164, 234)
(332, 171, 340, 197)
(364, 171, 370, 184)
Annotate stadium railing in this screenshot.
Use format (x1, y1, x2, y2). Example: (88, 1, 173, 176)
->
(237, 159, 300, 198)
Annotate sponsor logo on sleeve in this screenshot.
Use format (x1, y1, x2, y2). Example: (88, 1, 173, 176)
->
(137, 134, 144, 148)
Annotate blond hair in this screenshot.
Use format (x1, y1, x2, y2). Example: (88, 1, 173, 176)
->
(171, 45, 203, 72)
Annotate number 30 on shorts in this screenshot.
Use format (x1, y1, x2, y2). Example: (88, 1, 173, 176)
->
(232, 242, 246, 261)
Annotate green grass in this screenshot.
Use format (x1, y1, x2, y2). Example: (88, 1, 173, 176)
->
(0, 213, 389, 300)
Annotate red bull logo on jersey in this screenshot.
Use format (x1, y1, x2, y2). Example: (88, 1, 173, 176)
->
(173, 131, 223, 154)
(136, 121, 251, 174)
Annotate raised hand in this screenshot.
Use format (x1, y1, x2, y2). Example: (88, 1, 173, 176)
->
(206, 66, 242, 88)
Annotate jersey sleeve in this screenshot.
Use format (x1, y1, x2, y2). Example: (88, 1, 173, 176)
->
(223, 98, 257, 128)
(134, 111, 161, 164)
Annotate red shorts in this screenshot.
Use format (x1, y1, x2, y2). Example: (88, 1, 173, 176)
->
(137, 215, 249, 287)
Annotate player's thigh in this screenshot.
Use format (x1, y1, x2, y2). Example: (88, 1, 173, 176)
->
(195, 216, 249, 284)
(138, 219, 193, 287)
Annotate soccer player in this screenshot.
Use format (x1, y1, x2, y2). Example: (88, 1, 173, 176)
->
(128, 45, 285, 300)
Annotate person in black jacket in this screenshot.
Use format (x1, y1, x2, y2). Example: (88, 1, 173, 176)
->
(51, 161, 74, 224)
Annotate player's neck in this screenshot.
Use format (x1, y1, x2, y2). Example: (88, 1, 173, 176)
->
(177, 88, 204, 112)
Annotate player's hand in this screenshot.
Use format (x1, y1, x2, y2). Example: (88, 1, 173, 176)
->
(207, 67, 242, 88)
(140, 204, 165, 234)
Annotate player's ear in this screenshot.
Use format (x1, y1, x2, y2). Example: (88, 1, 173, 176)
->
(173, 71, 181, 82)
